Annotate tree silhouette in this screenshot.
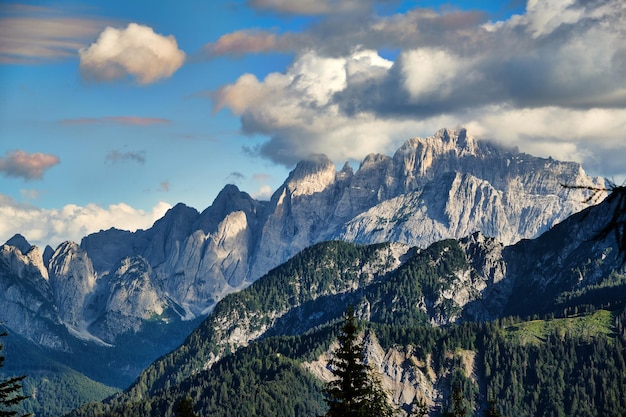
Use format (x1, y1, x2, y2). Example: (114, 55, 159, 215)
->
(443, 384, 468, 417)
(483, 398, 502, 417)
(0, 328, 30, 417)
(323, 306, 397, 417)
(174, 396, 198, 417)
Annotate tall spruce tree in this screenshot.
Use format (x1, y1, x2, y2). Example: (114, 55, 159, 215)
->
(323, 306, 397, 417)
(174, 396, 198, 417)
(483, 398, 502, 417)
(443, 384, 468, 417)
(0, 329, 30, 417)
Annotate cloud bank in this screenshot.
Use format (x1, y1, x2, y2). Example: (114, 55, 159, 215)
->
(79, 23, 185, 84)
(213, 0, 626, 179)
(0, 3, 109, 64)
(0, 195, 172, 248)
(0, 150, 60, 180)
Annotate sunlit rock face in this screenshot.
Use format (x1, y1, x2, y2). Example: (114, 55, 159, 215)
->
(0, 241, 66, 350)
(48, 241, 97, 327)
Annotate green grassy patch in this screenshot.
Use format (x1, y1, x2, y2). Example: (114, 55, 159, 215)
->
(505, 310, 614, 345)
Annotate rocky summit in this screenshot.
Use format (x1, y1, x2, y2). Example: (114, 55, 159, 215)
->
(0, 128, 606, 384)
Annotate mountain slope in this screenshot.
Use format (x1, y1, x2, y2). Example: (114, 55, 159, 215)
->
(0, 325, 118, 417)
(0, 128, 608, 399)
(68, 311, 626, 417)
(69, 189, 625, 415)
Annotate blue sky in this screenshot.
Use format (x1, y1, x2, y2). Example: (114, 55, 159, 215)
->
(1, 0, 625, 247)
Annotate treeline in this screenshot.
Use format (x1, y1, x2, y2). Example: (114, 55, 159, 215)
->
(483, 327, 626, 417)
(68, 328, 337, 417)
(68, 308, 626, 417)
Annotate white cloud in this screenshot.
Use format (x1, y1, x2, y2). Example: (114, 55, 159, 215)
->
(215, 49, 433, 165)
(0, 196, 172, 248)
(79, 23, 185, 84)
(400, 48, 463, 102)
(524, 0, 581, 38)
(463, 106, 626, 178)
(251, 185, 274, 201)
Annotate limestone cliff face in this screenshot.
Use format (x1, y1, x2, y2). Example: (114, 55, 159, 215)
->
(0, 242, 65, 349)
(304, 331, 476, 415)
(48, 241, 97, 327)
(0, 128, 606, 350)
(90, 256, 166, 343)
(251, 155, 340, 279)
(337, 129, 603, 247)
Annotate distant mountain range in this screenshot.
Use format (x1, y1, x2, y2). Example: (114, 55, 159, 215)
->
(0, 128, 617, 416)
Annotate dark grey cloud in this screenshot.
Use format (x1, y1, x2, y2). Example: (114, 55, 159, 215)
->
(105, 150, 146, 164)
(226, 171, 246, 182)
(330, 0, 626, 117)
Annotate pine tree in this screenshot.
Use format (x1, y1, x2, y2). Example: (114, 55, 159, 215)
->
(443, 384, 468, 417)
(0, 329, 30, 417)
(174, 396, 198, 417)
(483, 398, 502, 417)
(323, 306, 398, 417)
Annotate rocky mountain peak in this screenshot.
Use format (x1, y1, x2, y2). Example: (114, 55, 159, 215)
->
(200, 185, 254, 219)
(394, 128, 483, 178)
(193, 185, 265, 245)
(337, 161, 354, 180)
(285, 154, 336, 197)
(359, 153, 392, 170)
(156, 203, 199, 230)
(141, 203, 199, 267)
(0, 128, 610, 381)
(433, 127, 475, 150)
(5, 233, 32, 255)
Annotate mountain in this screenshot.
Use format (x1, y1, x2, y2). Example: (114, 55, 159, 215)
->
(0, 128, 607, 394)
(67, 187, 626, 417)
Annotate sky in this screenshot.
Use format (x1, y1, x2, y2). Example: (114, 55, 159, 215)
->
(1, 0, 625, 248)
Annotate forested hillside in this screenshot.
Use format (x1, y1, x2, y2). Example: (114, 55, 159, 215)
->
(68, 308, 626, 416)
